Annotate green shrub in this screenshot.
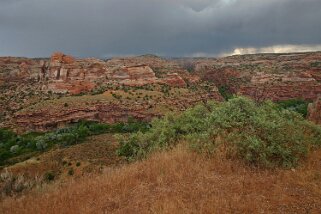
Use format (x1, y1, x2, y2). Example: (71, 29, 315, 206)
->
(10, 145, 20, 154)
(161, 85, 170, 96)
(0, 129, 17, 163)
(43, 171, 55, 182)
(90, 86, 107, 95)
(218, 85, 233, 101)
(117, 97, 321, 168)
(117, 104, 212, 159)
(111, 93, 122, 99)
(0, 129, 16, 142)
(68, 168, 74, 176)
(277, 99, 310, 117)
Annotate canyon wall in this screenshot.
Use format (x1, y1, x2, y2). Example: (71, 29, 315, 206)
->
(0, 52, 188, 95)
(1, 51, 321, 131)
(196, 52, 321, 101)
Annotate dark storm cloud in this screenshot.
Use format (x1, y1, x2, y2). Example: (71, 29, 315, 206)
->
(0, 0, 321, 57)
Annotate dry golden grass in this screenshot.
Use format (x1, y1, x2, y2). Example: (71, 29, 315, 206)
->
(1, 145, 321, 214)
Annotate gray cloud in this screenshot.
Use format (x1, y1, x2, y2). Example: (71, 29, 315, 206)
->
(0, 0, 320, 58)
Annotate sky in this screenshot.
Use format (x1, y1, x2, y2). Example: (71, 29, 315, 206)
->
(0, 0, 321, 58)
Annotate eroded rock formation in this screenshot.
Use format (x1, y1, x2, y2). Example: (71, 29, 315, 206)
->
(0, 53, 188, 95)
(1, 51, 321, 131)
(162, 73, 187, 87)
(196, 52, 321, 101)
(14, 104, 160, 131)
(111, 65, 158, 86)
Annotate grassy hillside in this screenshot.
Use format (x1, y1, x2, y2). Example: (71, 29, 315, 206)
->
(1, 146, 321, 213)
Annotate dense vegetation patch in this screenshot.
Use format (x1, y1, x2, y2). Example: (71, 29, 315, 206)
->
(277, 99, 311, 117)
(218, 85, 233, 101)
(117, 97, 321, 168)
(0, 119, 149, 166)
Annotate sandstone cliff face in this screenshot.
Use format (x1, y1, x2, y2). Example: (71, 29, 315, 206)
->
(1, 51, 321, 131)
(110, 65, 158, 86)
(237, 83, 321, 101)
(162, 73, 187, 87)
(14, 104, 160, 131)
(46, 53, 107, 94)
(196, 52, 321, 101)
(0, 57, 45, 83)
(0, 53, 188, 95)
(107, 55, 191, 83)
(308, 98, 321, 125)
(0, 53, 191, 131)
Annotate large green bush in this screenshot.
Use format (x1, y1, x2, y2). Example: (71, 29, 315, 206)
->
(117, 97, 321, 168)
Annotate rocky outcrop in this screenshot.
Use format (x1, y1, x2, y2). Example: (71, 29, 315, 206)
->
(162, 73, 186, 87)
(50, 52, 75, 64)
(0, 53, 189, 95)
(46, 53, 108, 94)
(201, 67, 243, 89)
(308, 98, 321, 125)
(0, 57, 44, 83)
(197, 52, 321, 101)
(237, 83, 321, 101)
(109, 65, 188, 87)
(14, 104, 160, 131)
(110, 65, 157, 86)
